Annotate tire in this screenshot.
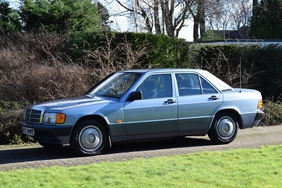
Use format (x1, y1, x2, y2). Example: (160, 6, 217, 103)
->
(208, 112, 238, 144)
(38, 142, 63, 149)
(70, 119, 107, 156)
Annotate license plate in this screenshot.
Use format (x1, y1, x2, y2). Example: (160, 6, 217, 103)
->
(22, 126, 35, 136)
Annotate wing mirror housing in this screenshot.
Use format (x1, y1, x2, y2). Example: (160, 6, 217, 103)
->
(127, 91, 142, 101)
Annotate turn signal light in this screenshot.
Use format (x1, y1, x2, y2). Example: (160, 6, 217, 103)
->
(56, 113, 66, 124)
(257, 100, 263, 109)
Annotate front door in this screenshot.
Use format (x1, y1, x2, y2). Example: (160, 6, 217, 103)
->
(124, 74, 178, 139)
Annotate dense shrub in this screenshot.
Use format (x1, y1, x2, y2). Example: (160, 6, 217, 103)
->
(191, 44, 252, 88)
(191, 43, 282, 100)
(0, 101, 27, 144)
(2, 32, 182, 103)
(261, 98, 282, 126)
(0, 33, 95, 144)
(68, 32, 193, 68)
(0, 32, 103, 103)
(246, 44, 282, 100)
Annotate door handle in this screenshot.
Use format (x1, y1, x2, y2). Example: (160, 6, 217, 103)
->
(209, 95, 219, 100)
(165, 99, 176, 104)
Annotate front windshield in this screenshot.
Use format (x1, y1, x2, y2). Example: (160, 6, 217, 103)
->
(90, 72, 141, 98)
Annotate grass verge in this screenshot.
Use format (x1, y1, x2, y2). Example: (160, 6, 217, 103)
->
(0, 145, 281, 188)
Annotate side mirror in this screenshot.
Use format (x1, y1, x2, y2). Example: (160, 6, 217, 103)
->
(127, 91, 142, 101)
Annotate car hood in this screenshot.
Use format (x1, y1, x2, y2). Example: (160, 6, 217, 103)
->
(31, 95, 117, 111)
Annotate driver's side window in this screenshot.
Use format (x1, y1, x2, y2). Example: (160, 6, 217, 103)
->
(136, 74, 172, 99)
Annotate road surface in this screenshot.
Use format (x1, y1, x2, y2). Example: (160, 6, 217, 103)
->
(0, 125, 281, 171)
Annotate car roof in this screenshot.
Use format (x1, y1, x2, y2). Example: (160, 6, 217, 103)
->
(118, 68, 234, 91)
(120, 68, 200, 73)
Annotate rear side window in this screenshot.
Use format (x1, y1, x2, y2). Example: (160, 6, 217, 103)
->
(201, 77, 218, 94)
(176, 73, 201, 96)
(176, 73, 218, 96)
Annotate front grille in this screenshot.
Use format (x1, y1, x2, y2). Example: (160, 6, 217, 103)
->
(24, 107, 43, 124)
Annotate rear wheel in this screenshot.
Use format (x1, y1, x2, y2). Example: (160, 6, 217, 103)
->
(208, 112, 238, 144)
(70, 119, 107, 156)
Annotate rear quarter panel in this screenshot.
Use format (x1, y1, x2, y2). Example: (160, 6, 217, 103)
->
(219, 88, 262, 129)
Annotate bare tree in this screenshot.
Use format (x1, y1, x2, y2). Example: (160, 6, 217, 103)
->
(205, 0, 252, 38)
(108, 0, 225, 41)
(229, 0, 252, 30)
(114, 0, 192, 37)
(187, 0, 225, 41)
(104, 0, 252, 41)
(183, 0, 252, 41)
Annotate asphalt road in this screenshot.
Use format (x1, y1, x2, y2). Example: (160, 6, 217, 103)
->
(1, 125, 282, 171)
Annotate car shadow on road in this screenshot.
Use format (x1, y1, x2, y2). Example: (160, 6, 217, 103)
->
(105, 136, 212, 154)
(0, 136, 212, 165)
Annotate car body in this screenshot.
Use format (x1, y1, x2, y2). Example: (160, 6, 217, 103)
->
(19, 68, 264, 156)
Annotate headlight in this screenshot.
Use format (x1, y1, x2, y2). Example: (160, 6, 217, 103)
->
(43, 113, 66, 124)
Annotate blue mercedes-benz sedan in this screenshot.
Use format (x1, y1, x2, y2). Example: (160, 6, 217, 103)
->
(20, 69, 264, 156)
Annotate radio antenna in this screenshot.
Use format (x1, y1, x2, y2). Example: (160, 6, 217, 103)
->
(239, 57, 242, 93)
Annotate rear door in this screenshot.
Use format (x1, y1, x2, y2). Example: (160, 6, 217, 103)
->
(176, 73, 223, 132)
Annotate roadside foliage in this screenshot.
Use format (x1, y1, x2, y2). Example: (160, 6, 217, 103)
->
(0, 32, 281, 144)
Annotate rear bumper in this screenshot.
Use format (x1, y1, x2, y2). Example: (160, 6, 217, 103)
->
(19, 120, 72, 145)
(252, 109, 265, 127)
(240, 109, 265, 129)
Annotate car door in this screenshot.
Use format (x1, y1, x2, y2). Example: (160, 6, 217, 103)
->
(124, 74, 178, 139)
(176, 73, 223, 132)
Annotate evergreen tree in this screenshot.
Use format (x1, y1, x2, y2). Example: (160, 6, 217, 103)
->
(249, 0, 282, 39)
(201, 30, 224, 41)
(19, 0, 101, 34)
(0, 1, 21, 33)
(97, 2, 110, 30)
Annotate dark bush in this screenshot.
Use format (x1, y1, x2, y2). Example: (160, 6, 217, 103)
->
(68, 32, 193, 68)
(246, 44, 282, 100)
(0, 101, 29, 144)
(261, 97, 282, 126)
(191, 44, 282, 100)
(0, 32, 95, 103)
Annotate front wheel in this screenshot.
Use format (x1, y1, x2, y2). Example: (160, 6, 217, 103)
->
(70, 119, 107, 156)
(208, 112, 238, 144)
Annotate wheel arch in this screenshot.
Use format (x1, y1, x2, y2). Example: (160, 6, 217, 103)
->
(71, 115, 112, 148)
(213, 109, 242, 129)
(208, 109, 241, 144)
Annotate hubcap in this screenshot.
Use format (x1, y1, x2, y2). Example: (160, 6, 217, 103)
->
(78, 125, 103, 152)
(217, 116, 235, 139)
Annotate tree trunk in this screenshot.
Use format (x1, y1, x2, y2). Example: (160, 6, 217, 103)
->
(252, 0, 258, 15)
(193, 17, 199, 42)
(154, 0, 161, 33)
(198, 0, 205, 38)
(161, 0, 175, 37)
(253, 0, 258, 7)
(136, 0, 153, 33)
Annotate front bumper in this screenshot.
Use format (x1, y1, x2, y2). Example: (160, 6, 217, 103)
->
(19, 120, 73, 145)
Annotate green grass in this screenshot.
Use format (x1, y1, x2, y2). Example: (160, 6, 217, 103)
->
(0, 145, 282, 188)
